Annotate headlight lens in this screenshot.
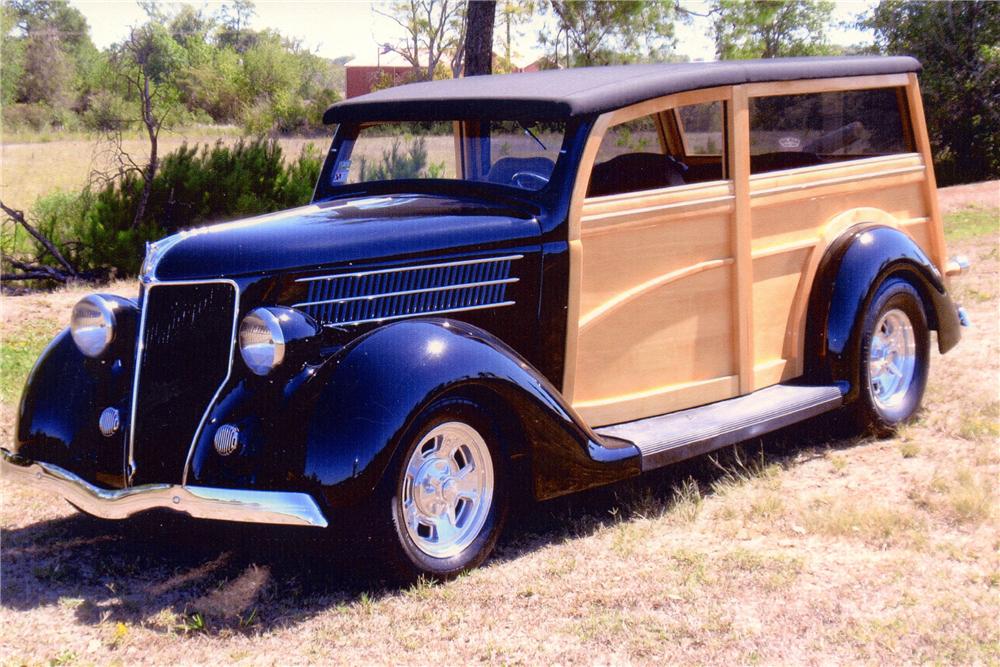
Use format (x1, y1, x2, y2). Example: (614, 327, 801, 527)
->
(70, 295, 117, 358)
(239, 308, 286, 376)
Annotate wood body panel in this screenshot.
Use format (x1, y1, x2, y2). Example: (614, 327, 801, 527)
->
(748, 153, 933, 380)
(563, 73, 947, 427)
(575, 182, 739, 425)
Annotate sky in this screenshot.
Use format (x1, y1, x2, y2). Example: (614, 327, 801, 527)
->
(69, 0, 876, 65)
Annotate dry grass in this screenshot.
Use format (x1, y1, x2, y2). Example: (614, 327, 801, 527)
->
(1, 132, 325, 213)
(1, 192, 998, 664)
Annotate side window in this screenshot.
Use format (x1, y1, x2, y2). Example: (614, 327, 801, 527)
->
(588, 114, 678, 197)
(677, 101, 724, 156)
(587, 100, 726, 198)
(749, 87, 912, 174)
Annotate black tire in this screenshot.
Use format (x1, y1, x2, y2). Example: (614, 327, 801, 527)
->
(850, 277, 930, 436)
(372, 398, 508, 582)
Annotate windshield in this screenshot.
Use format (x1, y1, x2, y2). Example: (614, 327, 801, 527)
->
(318, 120, 568, 195)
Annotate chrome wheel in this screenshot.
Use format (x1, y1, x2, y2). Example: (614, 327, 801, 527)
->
(401, 421, 494, 559)
(868, 308, 916, 410)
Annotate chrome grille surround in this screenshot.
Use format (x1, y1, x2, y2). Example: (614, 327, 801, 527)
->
(294, 255, 522, 327)
(127, 278, 241, 487)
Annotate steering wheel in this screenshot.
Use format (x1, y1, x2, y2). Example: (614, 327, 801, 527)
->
(511, 170, 550, 190)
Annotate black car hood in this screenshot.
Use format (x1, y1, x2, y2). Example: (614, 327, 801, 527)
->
(148, 194, 541, 281)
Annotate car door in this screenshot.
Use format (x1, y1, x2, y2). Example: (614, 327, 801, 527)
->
(565, 89, 741, 427)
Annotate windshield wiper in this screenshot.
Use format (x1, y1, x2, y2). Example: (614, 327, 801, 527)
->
(520, 122, 546, 151)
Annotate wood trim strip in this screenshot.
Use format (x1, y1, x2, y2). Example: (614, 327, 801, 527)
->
(729, 85, 755, 394)
(579, 257, 734, 332)
(750, 165, 925, 199)
(562, 112, 614, 401)
(605, 86, 733, 127)
(904, 73, 948, 272)
(745, 73, 910, 98)
(582, 192, 735, 224)
(751, 237, 819, 260)
(575, 374, 740, 427)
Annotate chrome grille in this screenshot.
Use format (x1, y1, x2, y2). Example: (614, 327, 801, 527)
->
(129, 282, 237, 485)
(296, 255, 521, 326)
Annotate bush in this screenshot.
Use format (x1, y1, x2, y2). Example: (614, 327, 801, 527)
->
(16, 138, 322, 278)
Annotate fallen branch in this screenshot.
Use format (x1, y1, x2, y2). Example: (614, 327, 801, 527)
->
(0, 200, 78, 277)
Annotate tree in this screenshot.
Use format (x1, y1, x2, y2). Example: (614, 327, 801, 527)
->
(217, 0, 258, 52)
(710, 0, 835, 59)
(464, 0, 496, 76)
(542, 0, 679, 67)
(6, 0, 100, 108)
(495, 0, 534, 72)
(375, 0, 465, 81)
(105, 24, 187, 228)
(863, 0, 999, 185)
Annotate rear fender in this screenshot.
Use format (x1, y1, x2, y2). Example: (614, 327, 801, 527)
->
(805, 224, 962, 401)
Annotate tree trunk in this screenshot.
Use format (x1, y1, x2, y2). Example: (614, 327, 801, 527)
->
(464, 0, 497, 76)
(131, 73, 158, 230)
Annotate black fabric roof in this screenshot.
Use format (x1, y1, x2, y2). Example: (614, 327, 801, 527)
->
(324, 56, 920, 124)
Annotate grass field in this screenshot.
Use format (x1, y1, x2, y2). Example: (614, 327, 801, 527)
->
(1, 131, 326, 213)
(0, 193, 997, 664)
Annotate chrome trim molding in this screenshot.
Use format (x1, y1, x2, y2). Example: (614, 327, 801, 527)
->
(293, 277, 519, 308)
(321, 301, 516, 328)
(127, 278, 241, 487)
(946, 254, 971, 276)
(295, 254, 524, 283)
(2, 450, 328, 528)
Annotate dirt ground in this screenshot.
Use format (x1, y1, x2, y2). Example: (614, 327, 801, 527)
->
(0, 185, 997, 665)
(937, 180, 1000, 212)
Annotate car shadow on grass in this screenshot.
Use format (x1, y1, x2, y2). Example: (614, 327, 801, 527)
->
(1, 411, 872, 635)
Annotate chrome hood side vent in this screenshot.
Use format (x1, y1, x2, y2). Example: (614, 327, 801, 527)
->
(295, 255, 522, 327)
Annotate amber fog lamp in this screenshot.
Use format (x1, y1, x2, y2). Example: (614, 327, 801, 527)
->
(70, 295, 119, 358)
(239, 307, 319, 376)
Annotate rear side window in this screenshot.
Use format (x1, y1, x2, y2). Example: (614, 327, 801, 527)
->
(749, 88, 912, 174)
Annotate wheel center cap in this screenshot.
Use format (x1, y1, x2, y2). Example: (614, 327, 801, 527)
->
(413, 459, 454, 516)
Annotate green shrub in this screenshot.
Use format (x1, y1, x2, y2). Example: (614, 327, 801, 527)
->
(16, 138, 322, 279)
(359, 137, 430, 181)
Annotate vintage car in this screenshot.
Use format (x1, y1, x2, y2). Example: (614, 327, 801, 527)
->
(5, 56, 969, 580)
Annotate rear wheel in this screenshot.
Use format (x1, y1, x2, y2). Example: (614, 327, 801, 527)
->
(377, 399, 507, 582)
(851, 278, 930, 435)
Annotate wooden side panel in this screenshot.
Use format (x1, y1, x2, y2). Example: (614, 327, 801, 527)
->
(748, 154, 934, 381)
(574, 183, 737, 426)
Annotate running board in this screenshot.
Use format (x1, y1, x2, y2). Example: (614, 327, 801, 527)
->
(595, 384, 844, 472)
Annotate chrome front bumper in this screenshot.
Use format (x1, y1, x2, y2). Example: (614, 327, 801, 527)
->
(1, 449, 328, 528)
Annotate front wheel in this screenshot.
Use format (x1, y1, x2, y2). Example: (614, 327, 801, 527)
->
(851, 278, 930, 435)
(377, 399, 507, 582)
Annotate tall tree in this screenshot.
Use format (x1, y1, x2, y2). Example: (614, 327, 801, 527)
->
(464, 0, 497, 76)
(7, 0, 99, 108)
(543, 0, 678, 67)
(106, 24, 187, 228)
(495, 0, 534, 72)
(375, 0, 466, 81)
(711, 0, 835, 59)
(863, 0, 999, 185)
(217, 0, 258, 52)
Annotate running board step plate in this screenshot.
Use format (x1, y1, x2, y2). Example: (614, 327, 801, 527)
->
(595, 384, 844, 472)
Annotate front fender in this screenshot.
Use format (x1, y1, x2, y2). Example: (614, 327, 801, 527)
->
(301, 319, 640, 509)
(15, 328, 134, 488)
(806, 225, 962, 400)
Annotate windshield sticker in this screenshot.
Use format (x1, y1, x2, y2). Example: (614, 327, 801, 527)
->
(332, 159, 351, 184)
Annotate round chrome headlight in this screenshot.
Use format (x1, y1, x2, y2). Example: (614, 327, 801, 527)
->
(239, 308, 286, 376)
(70, 295, 117, 358)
